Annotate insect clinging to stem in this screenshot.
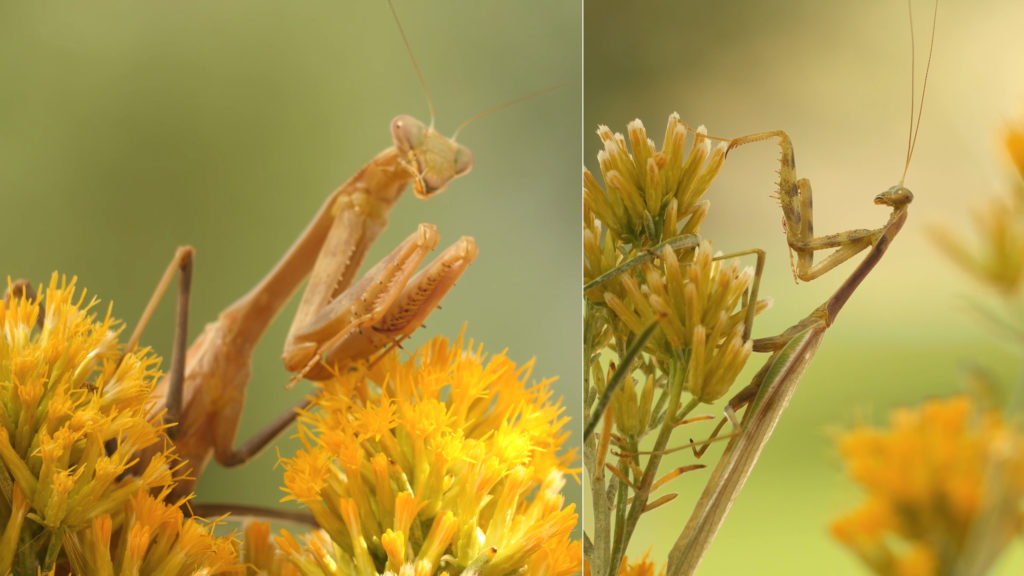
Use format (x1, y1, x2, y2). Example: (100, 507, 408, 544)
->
(666, 1, 937, 573)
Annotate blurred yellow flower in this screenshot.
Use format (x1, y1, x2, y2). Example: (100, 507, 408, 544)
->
(832, 395, 1024, 576)
(278, 330, 579, 576)
(1006, 118, 1024, 179)
(584, 551, 664, 576)
(931, 116, 1024, 295)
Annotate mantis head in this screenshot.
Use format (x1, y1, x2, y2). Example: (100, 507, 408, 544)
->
(875, 185, 914, 209)
(391, 115, 474, 199)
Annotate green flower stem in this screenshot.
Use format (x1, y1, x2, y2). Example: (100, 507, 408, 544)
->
(585, 234, 700, 293)
(608, 360, 699, 575)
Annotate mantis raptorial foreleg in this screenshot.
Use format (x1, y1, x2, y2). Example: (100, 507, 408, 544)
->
(727, 131, 894, 282)
(282, 223, 477, 382)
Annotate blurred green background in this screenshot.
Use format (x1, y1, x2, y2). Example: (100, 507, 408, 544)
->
(586, 0, 1024, 573)
(0, 1, 580, 526)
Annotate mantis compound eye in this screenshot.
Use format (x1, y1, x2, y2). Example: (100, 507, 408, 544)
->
(391, 115, 427, 153)
(454, 144, 474, 177)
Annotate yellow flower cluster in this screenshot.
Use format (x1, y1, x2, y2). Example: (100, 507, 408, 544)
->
(584, 114, 767, 438)
(584, 114, 770, 576)
(603, 241, 760, 403)
(0, 275, 240, 574)
(832, 395, 1024, 576)
(585, 113, 724, 252)
(584, 115, 722, 309)
(272, 331, 579, 576)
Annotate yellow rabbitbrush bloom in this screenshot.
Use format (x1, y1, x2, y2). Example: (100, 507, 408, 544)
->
(584, 114, 722, 306)
(832, 395, 1024, 576)
(0, 274, 241, 574)
(585, 115, 768, 415)
(276, 331, 579, 576)
(602, 240, 763, 403)
(1007, 116, 1024, 181)
(584, 115, 769, 576)
(584, 113, 724, 252)
(68, 489, 240, 576)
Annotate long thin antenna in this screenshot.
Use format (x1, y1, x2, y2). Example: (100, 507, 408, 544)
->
(901, 0, 938, 184)
(903, 0, 917, 181)
(451, 82, 569, 140)
(388, 0, 436, 126)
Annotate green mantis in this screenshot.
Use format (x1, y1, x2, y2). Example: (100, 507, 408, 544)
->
(664, 3, 936, 572)
(667, 187, 912, 574)
(583, 124, 917, 576)
(584, 2, 936, 574)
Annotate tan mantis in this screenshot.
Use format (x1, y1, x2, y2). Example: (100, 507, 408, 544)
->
(124, 4, 482, 508)
(133, 168, 476, 504)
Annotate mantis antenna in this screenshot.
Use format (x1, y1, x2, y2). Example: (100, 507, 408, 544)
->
(452, 83, 569, 139)
(387, 0, 564, 141)
(388, 0, 437, 127)
(901, 0, 939, 185)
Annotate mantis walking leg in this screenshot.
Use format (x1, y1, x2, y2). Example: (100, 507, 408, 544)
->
(122, 246, 194, 434)
(3, 280, 44, 330)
